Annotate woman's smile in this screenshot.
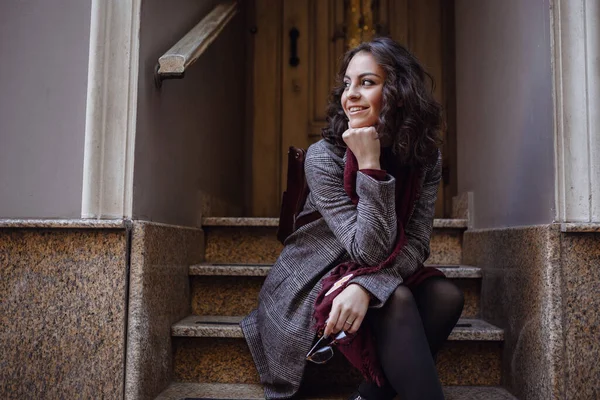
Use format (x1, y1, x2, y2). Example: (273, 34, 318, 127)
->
(348, 106, 369, 114)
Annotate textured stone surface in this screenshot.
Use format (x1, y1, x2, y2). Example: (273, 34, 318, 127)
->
(204, 226, 282, 264)
(203, 217, 279, 227)
(560, 232, 600, 400)
(436, 341, 503, 386)
(434, 219, 468, 229)
(172, 316, 502, 341)
(173, 338, 260, 384)
(191, 275, 263, 316)
(125, 222, 204, 400)
(190, 263, 481, 278)
(452, 193, 470, 219)
(560, 222, 600, 232)
(202, 217, 468, 229)
(172, 337, 502, 386)
(455, 278, 481, 318)
(443, 386, 518, 399)
(429, 229, 463, 264)
(156, 382, 518, 400)
(450, 318, 503, 341)
(0, 218, 127, 228)
(173, 315, 244, 338)
(0, 228, 128, 399)
(191, 271, 479, 318)
(190, 263, 273, 276)
(156, 383, 266, 400)
(204, 227, 463, 264)
(463, 225, 564, 400)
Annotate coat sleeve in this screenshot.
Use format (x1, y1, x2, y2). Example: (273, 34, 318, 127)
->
(349, 151, 442, 307)
(305, 143, 398, 266)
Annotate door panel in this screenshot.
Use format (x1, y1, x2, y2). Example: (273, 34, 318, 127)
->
(402, 0, 446, 217)
(280, 0, 345, 192)
(250, 0, 453, 217)
(250, 0, 283, 217)
(280, 0, 311, 192)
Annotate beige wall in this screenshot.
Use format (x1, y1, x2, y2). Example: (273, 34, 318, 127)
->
(455, 0, 555, 229)
(133, 0, 247, 226)
(0, 0, 91, 218)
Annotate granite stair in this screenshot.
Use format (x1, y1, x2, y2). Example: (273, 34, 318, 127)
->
(189, 263, 481, 319)
(155, 383, 519, 400)
(170, 315, 503, 388)
(202, 217, 467, 265)
(155, 217, 516, 399)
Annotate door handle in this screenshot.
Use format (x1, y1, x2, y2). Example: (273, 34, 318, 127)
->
(289, 27, 300, 67)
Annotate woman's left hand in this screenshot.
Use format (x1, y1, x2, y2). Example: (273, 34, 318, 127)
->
(325, 284, 371, 336)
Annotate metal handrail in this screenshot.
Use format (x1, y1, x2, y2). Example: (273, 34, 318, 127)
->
(154, 1, 238, 87)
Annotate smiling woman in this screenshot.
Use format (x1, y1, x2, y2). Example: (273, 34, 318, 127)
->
(241, 37, 463, 400)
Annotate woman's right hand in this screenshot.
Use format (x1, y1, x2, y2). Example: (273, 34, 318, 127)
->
(342, 125, 381, 170)
(325, 283, 371, 337)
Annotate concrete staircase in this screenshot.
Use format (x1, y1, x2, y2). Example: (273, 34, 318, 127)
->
(156, 217, 518, 399)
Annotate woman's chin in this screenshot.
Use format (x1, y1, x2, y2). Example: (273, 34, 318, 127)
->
(348, 119, 376, 129)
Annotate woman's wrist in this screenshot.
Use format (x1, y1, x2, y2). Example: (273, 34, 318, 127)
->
(349, 283, 372, 299)
(357, 160, 381, 170)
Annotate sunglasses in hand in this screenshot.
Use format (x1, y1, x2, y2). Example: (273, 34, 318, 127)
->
(306, 331, 349, 364)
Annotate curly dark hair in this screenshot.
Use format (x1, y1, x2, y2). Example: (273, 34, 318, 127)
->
(322, 37, 443, 167)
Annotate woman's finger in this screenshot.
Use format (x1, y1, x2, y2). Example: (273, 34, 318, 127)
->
(325, 306, 341, 337)
(347, 313, 364, 334)
(335, 306, 352, 334)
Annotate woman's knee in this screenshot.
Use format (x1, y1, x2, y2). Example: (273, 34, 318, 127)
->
(374, 286, 420, 329)
(428, 278, 465, 315)
(385, 285, 418, 314)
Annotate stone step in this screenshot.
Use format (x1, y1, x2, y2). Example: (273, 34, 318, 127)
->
(155, 382, 519, 400)
(202, 218, 467, 265)
(171, 316, 503, 387)
(189, 263, 481, 278)
(202, 217, 469, 228)
(172, 316, 503, 341)
(189, 264, 482, 318)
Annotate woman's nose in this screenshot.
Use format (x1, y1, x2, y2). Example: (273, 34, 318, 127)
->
(348, 85, 360, 99)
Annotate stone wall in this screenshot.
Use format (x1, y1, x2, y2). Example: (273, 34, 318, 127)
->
(463, 225, 600, 399)
(0, 223, 129, 399)
(125, 221, 204, 400)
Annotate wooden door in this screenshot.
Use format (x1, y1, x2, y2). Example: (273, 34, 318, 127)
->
(249, 0, 455, 217)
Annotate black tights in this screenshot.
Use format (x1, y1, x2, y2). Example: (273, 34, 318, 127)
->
(358, 277, 464, 400)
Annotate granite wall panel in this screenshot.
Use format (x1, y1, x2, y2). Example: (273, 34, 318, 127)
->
(559, 233, 600, 400)
(124, 221, 204, 400)
(0, 228, 128, 399)
(462, 225, 564, 400)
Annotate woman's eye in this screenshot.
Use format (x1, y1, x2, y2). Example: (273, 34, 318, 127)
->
(343, 81, 350, 88)
(362, 79, 374, 86)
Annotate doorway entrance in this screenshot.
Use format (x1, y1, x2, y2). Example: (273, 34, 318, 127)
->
(248, 0, 456, 218)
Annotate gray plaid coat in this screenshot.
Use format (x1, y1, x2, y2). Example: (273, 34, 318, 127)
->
(240, 139, 441, 399)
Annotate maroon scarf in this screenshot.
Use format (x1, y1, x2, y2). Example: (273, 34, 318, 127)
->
(312, 148, 425, 386)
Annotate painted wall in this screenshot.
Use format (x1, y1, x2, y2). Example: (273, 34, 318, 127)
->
(0, 0, 91, 218)
(133, 0, 247, 226)
(455, 0, 555, 229)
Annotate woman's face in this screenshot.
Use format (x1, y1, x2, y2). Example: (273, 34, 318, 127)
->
(341, 51, 386, 129)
